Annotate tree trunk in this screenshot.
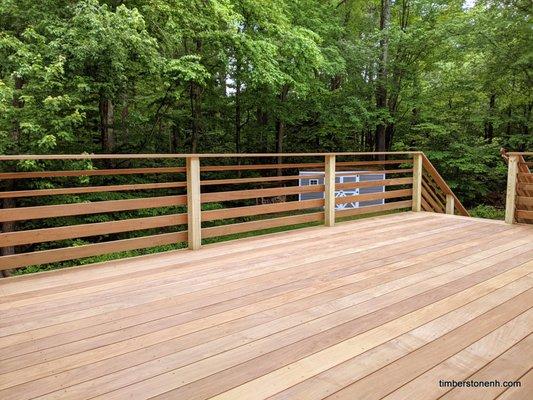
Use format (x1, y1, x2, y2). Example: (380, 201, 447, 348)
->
(256, 107, 268, 152)
(235, 70, 242, 154)
(1, 76, 23, 277)
(375, 0, 391, 159)
(330, 75, 342, 91)
(505, 107, 512, 139)
(189, 81, 203, 153)
(189, 39, 203, 153)
(523, 103, 531, 138)
(170, 123, 180, 153)
(99, 97, 115, 153)
(484, 93, 496, 143)
(275, 85, 289, 174)
(385, 123, 395, 151)
(121, 94, 130, 149)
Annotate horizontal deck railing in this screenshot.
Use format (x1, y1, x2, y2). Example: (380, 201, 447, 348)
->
(505, 152, 533, 224)
(0, 152, 468, 272)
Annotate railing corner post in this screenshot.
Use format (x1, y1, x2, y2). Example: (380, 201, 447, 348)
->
(505, 155, 518, 224)
(186, 156, 202, 249)
(324, 154, 336, 227)
(412, 153, 423, 212)
(445, 194, 455, 215)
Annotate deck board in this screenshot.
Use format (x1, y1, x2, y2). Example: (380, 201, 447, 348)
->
(0, 212, 531, 400)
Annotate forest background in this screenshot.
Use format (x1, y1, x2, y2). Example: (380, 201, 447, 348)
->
(0, 0, 531, 272)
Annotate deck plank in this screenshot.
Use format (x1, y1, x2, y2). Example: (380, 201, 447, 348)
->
(441, 335, 533, 400)
(319, 291, 533, 400)
(0, 212, 531, 400)
(68, 251, 533, 399)
(0, 215, 461, 320)
(381, 297, 533, 400)
(0, 215, 449, 322)
(179, 277, 533, 400)
(495, 368, 533, 400)
(267, 278, 533, 400)
(0, 221, 502, 342)
(4, 231, 533, 385)
(0, 220, 486, 352)
(0, 223, 500, 365)
(0, 212, 428, 297)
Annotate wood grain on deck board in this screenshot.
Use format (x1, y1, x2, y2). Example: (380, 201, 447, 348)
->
(0, 212, 531, 400)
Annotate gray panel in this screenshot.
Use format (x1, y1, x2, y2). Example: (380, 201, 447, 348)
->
(359, 173, 384, 182)
(299, 171, 385, 208)
(300, 191, 324, 201)
(359, 186, 383, 193)
(359, 199, 384, 207)
(342, 176, 357, 183)
(358, 173, 385, 207)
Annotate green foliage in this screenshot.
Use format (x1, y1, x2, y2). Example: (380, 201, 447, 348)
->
(469, 205, 505, 221)
(2, 0, 530, 162)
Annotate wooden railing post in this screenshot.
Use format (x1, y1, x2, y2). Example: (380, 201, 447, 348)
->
(445, 194, 455, 215)
(324, 154, 336, 227)
(505, 155, 518, 224)
(186, 156, 201, 249)
(412, 153, 423, 212)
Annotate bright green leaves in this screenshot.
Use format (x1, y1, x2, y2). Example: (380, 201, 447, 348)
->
(63, 1, 158, 96)
(164, 56, 209, 85)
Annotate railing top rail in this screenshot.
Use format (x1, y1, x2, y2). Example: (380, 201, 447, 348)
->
(0, 151, 422, 161)
(508, 152, 533, 156)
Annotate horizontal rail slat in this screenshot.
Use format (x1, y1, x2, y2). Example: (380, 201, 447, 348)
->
(200, 160, 413, 173)
(201, 174, 323, 186)
(0, 232, 187, 270)
(337, 168, 413, 175)
(200, 163, 324, 172)
(516, 196, 533, 207)
(0, 152, 422, 161)
(336, 159, 411, 166)
(335, 200, 413, 218)
(0, 214, 187, 247)
(334, 189, 412, 205)
(0, 182, 187, 199)
(201, 185, 325, 203)
(202, 212, 324, 239)
(0, 195, 187, 222)
(335, 177, 413, 190)
(0, 167, 186, 179)
(518, 183, 533, 190)
(202, 199, 324, 222)
(200, 169, 413, 187)
(516, 210, 533, 220)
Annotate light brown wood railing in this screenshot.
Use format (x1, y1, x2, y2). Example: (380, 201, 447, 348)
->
(419, 154, 470, 217)
(0, 152, 468, 271)
(505, 152, 533, 224)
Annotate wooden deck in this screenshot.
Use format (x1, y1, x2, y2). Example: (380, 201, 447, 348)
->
(0, 212, 532, 400)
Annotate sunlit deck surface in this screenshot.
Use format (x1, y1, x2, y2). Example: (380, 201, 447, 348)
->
(1, 212, 532, 400)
